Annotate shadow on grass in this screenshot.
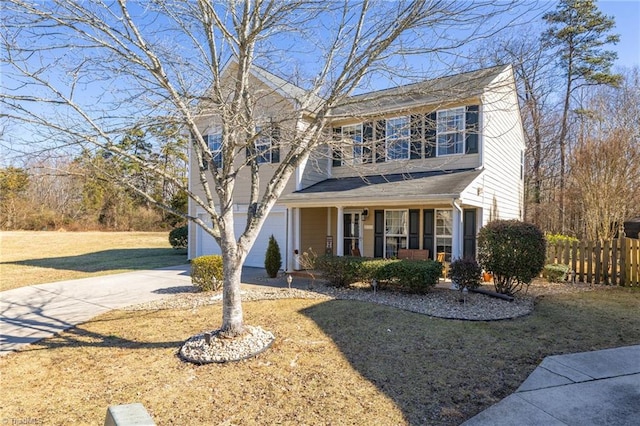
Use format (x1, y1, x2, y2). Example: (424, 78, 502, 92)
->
(19, 312, 185, 353)
(1, 248, 188, 273)
(0, 291, 189, 355)
(299, 289, 640, 425)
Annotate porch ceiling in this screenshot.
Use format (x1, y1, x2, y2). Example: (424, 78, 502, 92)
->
(280, 168, 483, 207)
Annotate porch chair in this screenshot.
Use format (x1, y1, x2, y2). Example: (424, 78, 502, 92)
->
(436, 252, 449, 280)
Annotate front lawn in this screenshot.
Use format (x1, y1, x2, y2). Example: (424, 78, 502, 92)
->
(0, 231, 187, 291)
(1, 286, 638, 425)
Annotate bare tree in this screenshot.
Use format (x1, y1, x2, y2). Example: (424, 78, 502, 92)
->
(568, 68, 640, 241)
(1, 0, 521, 338)
(473, 29, 561, 229)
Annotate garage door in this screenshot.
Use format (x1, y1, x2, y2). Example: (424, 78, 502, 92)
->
(197, 210, 286, 268)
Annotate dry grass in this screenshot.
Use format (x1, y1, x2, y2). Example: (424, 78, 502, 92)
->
(1, 287, 638, 425)
(0, 231, 187, 291)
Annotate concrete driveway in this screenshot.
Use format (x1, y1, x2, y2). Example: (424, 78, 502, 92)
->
(0, 265, 192, 355)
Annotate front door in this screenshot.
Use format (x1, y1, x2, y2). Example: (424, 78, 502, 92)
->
(343, 212, 362, 256)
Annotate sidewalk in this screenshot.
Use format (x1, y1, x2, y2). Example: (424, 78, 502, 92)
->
(463, 344, 640, 425)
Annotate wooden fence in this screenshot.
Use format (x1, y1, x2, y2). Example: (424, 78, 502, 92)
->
(546, 237, 640, 286)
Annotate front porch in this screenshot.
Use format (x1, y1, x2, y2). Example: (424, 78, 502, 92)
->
(285, 204, 480, 271)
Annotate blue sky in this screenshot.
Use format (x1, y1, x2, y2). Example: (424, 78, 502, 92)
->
(1, 1, 637, 166)
(598, 0, 640, 68)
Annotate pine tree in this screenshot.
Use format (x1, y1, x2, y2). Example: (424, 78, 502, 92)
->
(543, 0, 622, 232)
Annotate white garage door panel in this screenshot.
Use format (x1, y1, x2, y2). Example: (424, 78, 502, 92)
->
(197, 212, 286, 269)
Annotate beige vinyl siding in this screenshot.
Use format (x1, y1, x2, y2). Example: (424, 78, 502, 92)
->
(300, 208, 329, 257)
(299, 145, 331, 189)
(476, 66, 524, 224)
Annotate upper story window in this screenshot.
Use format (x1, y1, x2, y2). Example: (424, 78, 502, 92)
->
(255, 127, 271, 164)
(437, 108, 465, 156)
(207, 133, 223, 168)
(342, 124, 364, 164)
(249, 124, 281, 165)
(330, 105, 478, 166)
(386, 116, 410, 161)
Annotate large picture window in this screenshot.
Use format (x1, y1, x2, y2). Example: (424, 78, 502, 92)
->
(435, 209, 453, 262)
(437, 108, 465, 156)
(386, 116, 410, 161)
(385, 210, 408, 258)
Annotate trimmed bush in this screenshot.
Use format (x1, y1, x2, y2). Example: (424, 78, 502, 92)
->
(264, 235, 282, 278)
(449, 257, 482, 290)
(314, 255, 441, 293)
(169, 225, 188, 249)
(191, 255, 223, 291)
(374, 259, 442, 294)
(315, 255, 365, 287)
(477, 220, 546, 295)
(543, 264, 570, 283)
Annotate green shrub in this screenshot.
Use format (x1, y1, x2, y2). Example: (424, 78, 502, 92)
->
(478, 220, 546, 295)
(264, 235, 282, 278)
(314, 256, 441, 293)
(191, 255, 223, 291)
(543, 264, 570, 283)
(315, 255, 365, 287)
(374, 260, 442, 294)
(449, 257, 482, 290)
(169, 225, 188, 249)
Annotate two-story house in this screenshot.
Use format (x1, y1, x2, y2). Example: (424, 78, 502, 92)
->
(188, 64, 525, 272)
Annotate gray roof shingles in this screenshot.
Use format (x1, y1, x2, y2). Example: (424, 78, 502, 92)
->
(280, 168, 482, 205)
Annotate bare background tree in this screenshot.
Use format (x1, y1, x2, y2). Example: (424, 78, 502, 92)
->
(1, 0, 525, 336)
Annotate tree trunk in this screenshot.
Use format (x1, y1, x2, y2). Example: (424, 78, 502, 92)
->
(221, 252, 244, 336)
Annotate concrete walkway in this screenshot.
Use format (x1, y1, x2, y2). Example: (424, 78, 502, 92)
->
(463, 344, 640, 426)
(2, 266, 639, 425)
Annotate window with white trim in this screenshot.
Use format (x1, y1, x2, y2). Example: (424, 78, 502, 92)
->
(255, 127, 271, 164)
(385, 209, 408, 258)
(437, 108, 465, 156)
(386, 116, 410, 160)
(342, 124, 364, 164)
(435, 209, 453, 262)
(207, 134, 223, 168)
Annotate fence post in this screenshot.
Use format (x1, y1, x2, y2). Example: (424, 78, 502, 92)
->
(594, 240, 602, 285)
(612, 238, 619, 286)
(571, 240, 578, 280)
(579, 240, 586, 283)
(620, 233, 627, 286)
(631, 238, 640, 286)
(602, 240, 610, 285)
(586, 240, 593, 285)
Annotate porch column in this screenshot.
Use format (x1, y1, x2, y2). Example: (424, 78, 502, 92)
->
(287, 207, 295, 271)
(294, 207, 301, 269)
(451, 206, 463, 261)
(336, 205, 344, 256)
